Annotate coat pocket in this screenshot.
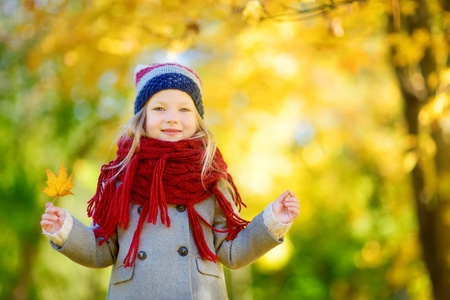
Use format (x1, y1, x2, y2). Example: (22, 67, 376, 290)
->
(196, 258, 221, 278)
(111, 263, 135, 285)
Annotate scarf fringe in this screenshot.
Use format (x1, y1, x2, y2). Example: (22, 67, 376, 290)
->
(212, 185, 249, 240)
(148, 155, 170, 226)
(124, 155, 173, 267)
(187, 205, 218, 262)
(226, 174, 247, 212)
(117, 157, 138, 229)
(184, 185, 249, 263)
(87, 163, 119, 245)
(123, 206, 147, 267)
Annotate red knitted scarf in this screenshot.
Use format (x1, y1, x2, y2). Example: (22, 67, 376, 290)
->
(87, 137, 248, 268)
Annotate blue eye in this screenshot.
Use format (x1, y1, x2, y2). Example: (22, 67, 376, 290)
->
(154, 107, 164, 111)
(180, 108, 190, 112)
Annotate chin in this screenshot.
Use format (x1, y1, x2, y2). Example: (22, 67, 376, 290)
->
(161, 136, 184, 142)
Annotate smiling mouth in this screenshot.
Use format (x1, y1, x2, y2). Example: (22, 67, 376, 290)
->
(162, 129, 182, 136)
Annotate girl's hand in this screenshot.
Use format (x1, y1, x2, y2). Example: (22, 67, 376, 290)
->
(273, 190, 300, 223)
(40, 202, 66, 234)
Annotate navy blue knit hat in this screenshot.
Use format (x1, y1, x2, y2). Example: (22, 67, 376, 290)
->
(134, 63, 204, 118)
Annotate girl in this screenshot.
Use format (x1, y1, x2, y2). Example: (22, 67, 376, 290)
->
(41, 63, 300, 300)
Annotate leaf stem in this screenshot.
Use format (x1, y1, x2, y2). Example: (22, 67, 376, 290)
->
(51, 196, 59, 204)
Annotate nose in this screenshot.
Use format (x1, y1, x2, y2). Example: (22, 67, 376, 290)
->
(165, 110, 179, 124)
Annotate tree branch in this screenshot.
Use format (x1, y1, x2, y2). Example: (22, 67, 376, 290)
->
(261, 0, 365, 22)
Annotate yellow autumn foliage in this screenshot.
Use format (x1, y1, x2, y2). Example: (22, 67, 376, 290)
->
(42, 159, 75, 202)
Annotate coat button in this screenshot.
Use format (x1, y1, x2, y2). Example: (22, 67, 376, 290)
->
(137, 251, 147, 260)
(137, 206, 143, 215)
(176, 205, 186, 212)
(178, 247, 188, 256)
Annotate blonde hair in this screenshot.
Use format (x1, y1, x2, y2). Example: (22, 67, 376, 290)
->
(111, 102, 236, 200)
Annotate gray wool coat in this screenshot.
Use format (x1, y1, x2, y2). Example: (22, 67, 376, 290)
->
(51, 190, 284, 300)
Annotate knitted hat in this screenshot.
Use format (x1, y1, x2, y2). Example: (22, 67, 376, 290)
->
(134, 63, 204, 118)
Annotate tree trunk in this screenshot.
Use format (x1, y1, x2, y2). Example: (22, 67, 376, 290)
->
(429, 122, 450, 300)
(389, 1, 450, 299)
(11, 240, 36, 300)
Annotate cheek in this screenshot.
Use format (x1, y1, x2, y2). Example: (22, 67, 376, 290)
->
(183, 116, 198, 137)
(191, 117, 199, 131)
(145, 116, 157, 133)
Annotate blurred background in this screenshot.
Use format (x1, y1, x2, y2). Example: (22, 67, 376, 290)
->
(0, 0, 449, 299)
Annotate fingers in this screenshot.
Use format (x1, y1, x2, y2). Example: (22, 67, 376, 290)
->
(275, 190, 291, 204)
(40, 215, 56, 232)
(54, 207, 66, 219)
(282, 189, 291, 197)
(283, 195, 300, 207)
(40, 219, 54, 229)
(287, 191, 297, 198)
(45, 204, 64, 216)
(272, 189, 301, 223)
(45, 203, 55, 214)
(42, 203, 65, 228)
(283, 190, 299, 205)
(287, 206, 300, 216)
(283, 192, 300, 220)
(276, 190, 300, 208)
(42, 213, 59, 222)
(284, 200, 300, 215)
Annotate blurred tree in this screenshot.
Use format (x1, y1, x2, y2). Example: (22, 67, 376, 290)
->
(386, 0, 450, 299)
(250, 1, 449, 298)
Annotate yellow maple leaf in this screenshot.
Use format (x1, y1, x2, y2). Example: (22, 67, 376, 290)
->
(42, 158, 75, 203)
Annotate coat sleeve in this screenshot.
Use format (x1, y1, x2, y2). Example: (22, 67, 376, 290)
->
(50, 216, 118, 269)
(213, 188, 284, 269)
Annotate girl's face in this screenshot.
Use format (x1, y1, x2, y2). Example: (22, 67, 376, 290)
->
(145, 89, 198, 142)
